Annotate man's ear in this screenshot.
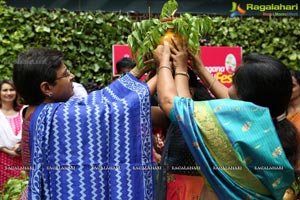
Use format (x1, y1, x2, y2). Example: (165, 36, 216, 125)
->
(40, 81, 53, 97)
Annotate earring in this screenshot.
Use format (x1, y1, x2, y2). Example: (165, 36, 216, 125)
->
(48, 93, 53, 97)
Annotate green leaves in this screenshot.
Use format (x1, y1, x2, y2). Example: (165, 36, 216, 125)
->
(210, 16, 300, 69)
(128, 1, 213, 69)
(0, 1, 134, 90)
(128, 19, 165, 68)
(176, 15, 213, 55)
(160, 0, 178, 19)
(1, 171, 28, 200)
(34, 25, 51, 33)
(0, 0, 299, 89)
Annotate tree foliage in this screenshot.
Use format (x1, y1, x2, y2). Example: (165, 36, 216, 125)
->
(0, 0, 299, 92)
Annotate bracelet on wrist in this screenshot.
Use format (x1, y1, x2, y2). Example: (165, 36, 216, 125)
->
(157, 66, 173, 74)
(174, 71, 190, 80)
(208, 77, 217, 90)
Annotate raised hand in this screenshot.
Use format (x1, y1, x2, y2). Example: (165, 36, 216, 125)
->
(170, 37, 188, 69)
(154, 41, 171, 69)
(188, 50, 203, 73)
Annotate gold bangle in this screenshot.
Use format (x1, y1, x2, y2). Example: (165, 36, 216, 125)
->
(208, 78, 217, 90)
(157, 66, 173, 74)
(175, 71, 190, 80)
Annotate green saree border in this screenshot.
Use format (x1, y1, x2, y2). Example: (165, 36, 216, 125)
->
(193, 101, 270, 196)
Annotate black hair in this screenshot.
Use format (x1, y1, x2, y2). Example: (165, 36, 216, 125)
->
(233, 53, 298, 166)
(116, 57, 135, 73)
(188, 68, 213, 101)
(13, 48, 64, 105)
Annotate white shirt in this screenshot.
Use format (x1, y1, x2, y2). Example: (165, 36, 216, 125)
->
(71, 82, 88, 99)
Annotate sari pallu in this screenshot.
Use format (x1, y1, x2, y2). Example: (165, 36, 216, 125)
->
(28, 73, 155, 200)
(171, 97, 296, 200)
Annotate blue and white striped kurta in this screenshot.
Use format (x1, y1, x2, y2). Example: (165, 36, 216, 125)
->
(29, 73, 154, 200)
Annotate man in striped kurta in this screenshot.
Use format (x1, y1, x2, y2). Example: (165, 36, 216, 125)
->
(28, 73, 155, 200)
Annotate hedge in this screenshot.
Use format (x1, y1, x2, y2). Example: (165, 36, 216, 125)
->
(210, 16, 300, 70)
(0, 1, 133, 91)
(1, 1, 299, 91)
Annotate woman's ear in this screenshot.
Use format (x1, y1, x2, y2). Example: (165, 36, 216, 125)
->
(40, 81, 53, 97)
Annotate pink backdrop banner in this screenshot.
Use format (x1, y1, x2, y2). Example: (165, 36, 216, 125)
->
(112, 45, 242, 87)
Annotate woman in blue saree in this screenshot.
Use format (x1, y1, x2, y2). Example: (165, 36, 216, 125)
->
(154, 40, 299, 199)
(13, 48, 162, 200)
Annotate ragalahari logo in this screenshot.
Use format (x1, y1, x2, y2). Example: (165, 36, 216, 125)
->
(230, 2, 246, 17)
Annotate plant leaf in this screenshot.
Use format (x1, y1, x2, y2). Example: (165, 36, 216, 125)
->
(160, 0, 178, 19)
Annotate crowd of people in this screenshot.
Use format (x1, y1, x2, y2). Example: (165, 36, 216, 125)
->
(0, 37, 299, 200)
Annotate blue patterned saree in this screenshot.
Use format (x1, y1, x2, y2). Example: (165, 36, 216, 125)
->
(28, 73, 154, 200)
(170, 97, 295, 200)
